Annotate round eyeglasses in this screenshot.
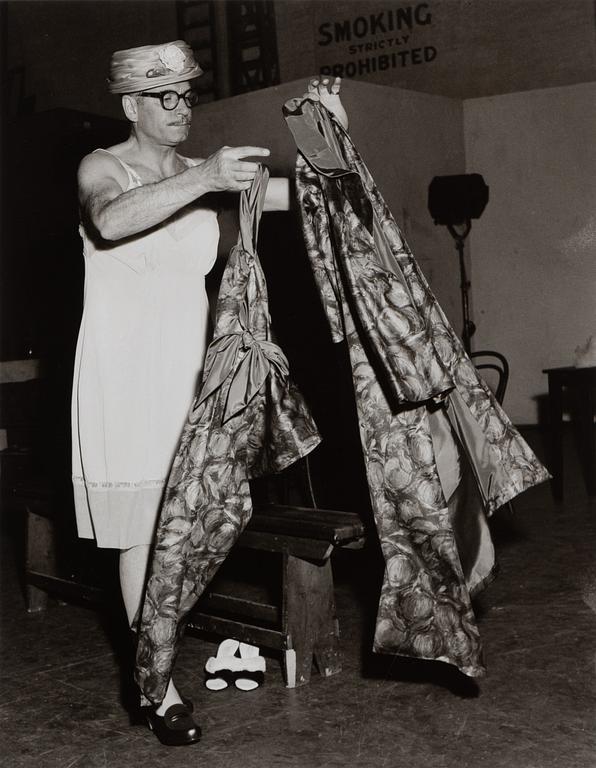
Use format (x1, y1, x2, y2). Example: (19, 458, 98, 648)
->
(137, 89, 200, 110)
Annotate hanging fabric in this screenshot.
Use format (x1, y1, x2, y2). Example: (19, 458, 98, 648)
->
(135, 165, 321, 704)
(284, 97, 550, 677)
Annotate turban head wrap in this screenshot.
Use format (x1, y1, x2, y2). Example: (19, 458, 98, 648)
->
(108, 41, 203, 94)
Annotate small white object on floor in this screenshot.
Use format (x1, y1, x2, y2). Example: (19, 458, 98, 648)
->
(204, 638, 240, 690)
(236, 642, 266, 691)
(204, 639, 266, 691)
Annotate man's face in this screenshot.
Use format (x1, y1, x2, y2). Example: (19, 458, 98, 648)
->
(133, 80, 194, 145)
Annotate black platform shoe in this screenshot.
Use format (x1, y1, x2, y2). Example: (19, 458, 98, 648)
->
(145, 702, 202, 746)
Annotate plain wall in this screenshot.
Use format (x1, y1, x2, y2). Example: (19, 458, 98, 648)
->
(464, 82, 596, 424)
(182, 77, 466, 327)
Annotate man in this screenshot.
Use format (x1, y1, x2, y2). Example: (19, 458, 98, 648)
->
(72, 40, 346, 744)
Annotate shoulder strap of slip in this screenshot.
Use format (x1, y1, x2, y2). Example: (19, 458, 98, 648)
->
(93, 148, 142, 187)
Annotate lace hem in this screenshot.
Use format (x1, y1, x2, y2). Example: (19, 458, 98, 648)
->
(72, 475, 166, 491)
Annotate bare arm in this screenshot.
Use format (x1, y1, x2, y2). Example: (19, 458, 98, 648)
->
(79, 146, 270, 241)
(264, 178, 292, 212)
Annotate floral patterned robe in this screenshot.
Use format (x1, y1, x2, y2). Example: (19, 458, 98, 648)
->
(284, 98, 550, 677)
(135, 166, 321, 704)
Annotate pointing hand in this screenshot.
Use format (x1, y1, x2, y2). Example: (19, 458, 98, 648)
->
(197, 146, 270, 192)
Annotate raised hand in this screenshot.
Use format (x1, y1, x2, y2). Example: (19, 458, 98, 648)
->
(305, 77, 348, 130)
(196, 146, 270, 192)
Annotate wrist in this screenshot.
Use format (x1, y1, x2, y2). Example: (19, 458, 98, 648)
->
(184, 165, 210, 198)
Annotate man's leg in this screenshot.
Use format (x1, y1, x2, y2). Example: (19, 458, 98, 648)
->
(119, 544, 183, 715)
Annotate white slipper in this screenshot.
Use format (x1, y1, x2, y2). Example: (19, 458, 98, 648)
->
(205, 638, 240, 691)
(234, 643, 266, 691)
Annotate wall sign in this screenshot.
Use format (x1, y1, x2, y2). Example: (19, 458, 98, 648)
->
(316, 3, 437, 79)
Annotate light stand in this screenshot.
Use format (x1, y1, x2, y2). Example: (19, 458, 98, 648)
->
(428, 174, 489, 354)
(447, 220, 474, 353)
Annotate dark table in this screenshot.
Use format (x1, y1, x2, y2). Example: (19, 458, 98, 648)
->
(543, 365, 596, 500)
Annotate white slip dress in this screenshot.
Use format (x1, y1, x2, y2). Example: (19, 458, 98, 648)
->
(71, 149, 219, 548)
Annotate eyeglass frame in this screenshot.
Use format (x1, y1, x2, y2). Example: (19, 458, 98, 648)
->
(135, 88, 200, 110)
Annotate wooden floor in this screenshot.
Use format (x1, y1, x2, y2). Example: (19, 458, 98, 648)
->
(1, 428, 595, 768)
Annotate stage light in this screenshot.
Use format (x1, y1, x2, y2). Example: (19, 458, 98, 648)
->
(428, 174, 489, 227)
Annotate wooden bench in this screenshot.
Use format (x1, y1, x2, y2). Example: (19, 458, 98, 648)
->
(188, 504, 366, 688)
(16, 485, 105, 612)
(18, 489, 366, 687)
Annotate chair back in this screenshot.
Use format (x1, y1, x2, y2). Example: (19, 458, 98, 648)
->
(469, 350, 509, 405)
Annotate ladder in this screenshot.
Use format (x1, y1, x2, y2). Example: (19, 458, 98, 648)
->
(177, 0, 280, 99)
(177, 0, 219, 102)
(227, 0, 280, 95)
